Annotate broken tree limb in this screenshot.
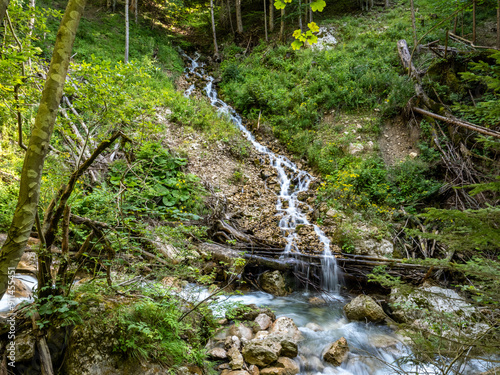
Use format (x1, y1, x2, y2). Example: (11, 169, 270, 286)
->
(449, 32, 499, 50)
(413, 107, 500, 139)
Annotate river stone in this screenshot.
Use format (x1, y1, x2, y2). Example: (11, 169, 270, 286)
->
(255, 313, 273, 331)
(260, 271, 288, 296)
(228, 346, 245, 370)
(231, 304, 276, 321)
(229, 323, 254, 342)
(242, 338, 282, 367)
(277, 357, 300, 375)
(305, 322, 324, 332)
(12, 278, 31, 298)
(225, 335, 241, 350)
(255, 330, 270, 340)
(343, 295, 387, 323)
(323, 337, 349, 366)
(269, 317, 302, 341)
(15, 331, 36, 362)
(208, 347, 227, 360)
(248, 364, 260, 375)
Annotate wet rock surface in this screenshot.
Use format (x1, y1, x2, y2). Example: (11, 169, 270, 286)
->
(343, 295, 388, 323)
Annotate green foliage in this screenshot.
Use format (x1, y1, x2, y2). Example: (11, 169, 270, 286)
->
(412, 205, 500, 254)
(29, 289, 81, 329)
(453, 51, 500, 127)
(317, 156, 441, 218)
(113, 298, 209, 367)
(108, 141, 206, 221)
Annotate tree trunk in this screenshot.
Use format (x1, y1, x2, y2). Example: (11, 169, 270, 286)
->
(298, 0, 302, 31)
(134, 0, 137, 23)
(227, 0, 234, 34)
(263, 0, 268, 41)
(410, 0, 417, 47)
(0, 0, 9, 24)
(125, 0, 129, 63)
(0, 0, 86, 301)
(385, 0, 389, 8)
(280, 8, 285, 42)
(235, 0, 243, 33)
(269, 0, 274, 32)
(210, 0, 219, 57)
(309, 0, 313, 23)
(497, 0, 499, 49)
(472, 0, 476, 43)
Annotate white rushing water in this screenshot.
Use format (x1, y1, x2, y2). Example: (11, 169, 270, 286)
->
(182, 52, 339, 293)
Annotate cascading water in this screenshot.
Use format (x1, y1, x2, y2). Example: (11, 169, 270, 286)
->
(182, 52, 339, 293)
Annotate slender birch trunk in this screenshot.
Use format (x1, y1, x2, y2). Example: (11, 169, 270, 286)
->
(410, 0, 417, 47)
(134, 0, 138, 23)
(125, 0, 129, 63)
(269, 0, 274, 32)
(0, 0, 86, 301)
(298, 0, 302, 31)
(210, 0, 219, 56)
(236, 0, 243, 33)
(472, 0, 476, 43)
(263, 0, 268, 41)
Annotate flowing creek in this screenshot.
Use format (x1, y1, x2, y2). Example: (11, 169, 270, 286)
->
(180, 53, 492, 375)
(182, 52, 339, 294)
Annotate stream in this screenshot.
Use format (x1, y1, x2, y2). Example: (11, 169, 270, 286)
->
(180, 53, 493, 375)
(182, 52, 339, 294)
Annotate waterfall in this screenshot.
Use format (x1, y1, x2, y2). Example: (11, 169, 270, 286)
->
(182, 53, 340, 293)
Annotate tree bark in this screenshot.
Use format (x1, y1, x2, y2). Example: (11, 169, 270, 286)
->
(227, 0, 234, 34)
(269, 0, 274, 32)
(472, 0, 476, 43)
(0, 0, 86, 301)
(263, 0, 268, 41)
(410, 0, 417, 47)
(280, 8, 285, 42)
(134, 0, 137, 23)
(235, 0, 243, 33)
(298, 0, 302, 31)
(125, 0, 129, 63)
(0, 0, 9, 25)
(497, 0, 500, 49)
(210, 0, 219, 57)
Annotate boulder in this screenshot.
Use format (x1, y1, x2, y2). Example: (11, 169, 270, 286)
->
(255, 331, 269, 340)
(343, 295, 387, 323)
(230, 304, 276, 321)
(208, 347, 227, 360)
(305, 322, 323, 332)
(15, 331, 36, 362)
(269, 317, 302, 341)
(248, 365, 260, 375)
(225, 335, 241, 350)
(11, 278, 32, 298)
(260, 271, 288, 296)
(229, 323, 254, 343)
(228, 347, 245, 370)
(242, 338, 282, 367)
(255, 313, 272, 331)
(322, 337, 349, 366)
(277, 357, 300, 375)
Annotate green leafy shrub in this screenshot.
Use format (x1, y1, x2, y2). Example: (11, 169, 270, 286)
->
(108, 141, 206, 221)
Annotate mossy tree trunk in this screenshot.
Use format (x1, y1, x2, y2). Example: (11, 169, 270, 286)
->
(0, 0, 10, 24)
(0, 0, 86, 301)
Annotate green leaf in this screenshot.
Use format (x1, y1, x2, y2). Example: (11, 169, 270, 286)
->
(274, 0, 286, 9)
(291, 40, 303, 50)
(307, 21, 320, 33)
(310, 0, 326, 12)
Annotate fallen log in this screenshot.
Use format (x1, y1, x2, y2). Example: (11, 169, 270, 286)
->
(413, 107, 500, 139)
